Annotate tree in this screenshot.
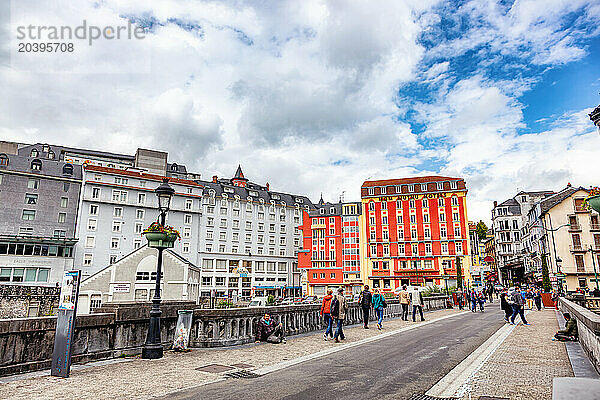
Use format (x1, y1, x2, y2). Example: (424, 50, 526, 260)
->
(541, 254, 551, 292)
(476, 220, 488, 241)
(456, 257, 463, 290)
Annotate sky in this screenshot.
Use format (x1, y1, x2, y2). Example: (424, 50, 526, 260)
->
(1, 0, 600, 224)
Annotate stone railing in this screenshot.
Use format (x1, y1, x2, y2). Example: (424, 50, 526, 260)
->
(191, 295, 450, 347)
(0, 295, 450, 377)
(559, 297, 600, 372)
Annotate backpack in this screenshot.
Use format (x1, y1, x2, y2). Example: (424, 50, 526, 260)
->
(330, 296, 340, 317)
(381, 296, 387, 308)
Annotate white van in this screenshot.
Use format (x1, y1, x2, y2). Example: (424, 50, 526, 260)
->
(248, 297, 269, 307)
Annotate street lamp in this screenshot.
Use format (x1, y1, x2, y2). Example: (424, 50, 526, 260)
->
(556, 257, 565, 296)
(142, 178, 175, 360)
(588, 245, 600, 291)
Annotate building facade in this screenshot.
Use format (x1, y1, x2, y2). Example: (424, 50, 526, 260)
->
(298, 200, 362, 296)
(0, 150, 82, 286)
(491, 191, 554, 284)
(360, 176, 472, 291)
(525, 186, 600, 292)
(197, 167, 313, 299)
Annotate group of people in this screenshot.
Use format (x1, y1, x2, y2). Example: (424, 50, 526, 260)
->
(498, 285, 545, 325)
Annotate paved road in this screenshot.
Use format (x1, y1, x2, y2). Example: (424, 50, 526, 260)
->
(164, 304, 505, 400)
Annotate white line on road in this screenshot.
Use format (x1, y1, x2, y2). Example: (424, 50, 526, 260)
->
(253, 311, 469, 376)
(426, 311, 529, 398)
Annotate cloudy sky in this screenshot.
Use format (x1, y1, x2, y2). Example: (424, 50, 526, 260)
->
(1, 0, 600, 223)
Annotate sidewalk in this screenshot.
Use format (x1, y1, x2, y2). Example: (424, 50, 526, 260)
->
(458, 308, 573, 400)
(0, 308, 462, 400)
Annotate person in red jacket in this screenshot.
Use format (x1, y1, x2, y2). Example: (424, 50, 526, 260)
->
(321, 289, 334, 340)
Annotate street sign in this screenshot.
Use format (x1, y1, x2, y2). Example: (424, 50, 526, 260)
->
(51, 270, 81, 378)
(111, 283, 130, 293)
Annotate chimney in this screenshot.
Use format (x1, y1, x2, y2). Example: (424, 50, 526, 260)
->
(266, 182, 270, 191)
(493, 201, 497, 208)
(567, 182, 572, 187)
(212, 175, 218, 183)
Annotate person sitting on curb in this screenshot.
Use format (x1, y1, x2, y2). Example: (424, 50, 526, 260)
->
(554, 313, 578, 342)
(255, 313, 286, 344)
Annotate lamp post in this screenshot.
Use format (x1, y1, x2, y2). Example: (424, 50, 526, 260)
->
(556, 257, 565, 296)
(142, 179, 175, 360)
(589, 245, 600, 291)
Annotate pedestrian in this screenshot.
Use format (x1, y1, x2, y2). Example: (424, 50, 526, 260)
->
(398, 285, 411, 320)
(320, 289, 334, 340)
(525, 288, 534, 310)
(411, 287, 425, 322)
(456, 290, 464, 310)
(330, 287, 348, 343)
(470, 289, 477, 312)
(487, 285, 494, 303)
(358, 285, 372, 329)
(533, 289, 542, 311)
(477, 291, 485, 312)
(372, 288, 386, 330)
(510, 286, 530, 325)
(500, 290, 512, 322)
(592, 287, 600, 297)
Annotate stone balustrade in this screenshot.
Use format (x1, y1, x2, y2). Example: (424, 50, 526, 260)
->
(0, 295, 450, 376)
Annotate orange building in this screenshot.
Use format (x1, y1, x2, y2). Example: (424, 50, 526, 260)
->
(360, 176, 472, 292)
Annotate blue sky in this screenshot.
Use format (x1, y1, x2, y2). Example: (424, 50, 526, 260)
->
(1, 0, 600, 222)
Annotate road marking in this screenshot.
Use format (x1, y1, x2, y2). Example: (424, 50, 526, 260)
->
(426, 311, 529, 398)
(253, 311, 469, 376)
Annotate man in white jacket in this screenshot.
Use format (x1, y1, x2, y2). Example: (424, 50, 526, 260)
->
(411, 287, 425, 322)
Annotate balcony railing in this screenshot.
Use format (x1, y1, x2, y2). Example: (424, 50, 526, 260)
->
(591, 223, 600, 231)
(569, 245, 586, 252)
(568, 224, 582, 232)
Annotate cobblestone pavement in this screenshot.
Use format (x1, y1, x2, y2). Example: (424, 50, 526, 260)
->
(0, 308, 462, 400)
(459, 308, 573, 400)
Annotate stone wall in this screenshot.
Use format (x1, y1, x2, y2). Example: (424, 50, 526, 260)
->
(0, 295, 450, 377)
(559, 297, 600, 373)
(0, 285, 60, 319)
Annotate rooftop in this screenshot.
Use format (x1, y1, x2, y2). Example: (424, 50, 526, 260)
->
(362, 175, 462, 187)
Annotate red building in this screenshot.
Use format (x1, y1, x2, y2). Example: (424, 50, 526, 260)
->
(361, 176, 472, 292)
(298, 199, 362, 296)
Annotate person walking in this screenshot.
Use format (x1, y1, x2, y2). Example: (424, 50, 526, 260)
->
(456, 290, 464, 310)
(477, 291, 485, 312)
(398, 285, 411, 320)
(320, 289, 334, 340)
(525, 288, 534, 310)
(533, 289, 542, 311)
(510, 286, 529, 325)
(500, 290, 512, 322)
(470, 289, 478, 312)
(372, 289, 386, 330)
(330, 287, 348, 343)
(358, 285, 372, 329)
(487, 285, 494, 303)
(411, 287, 425, 322)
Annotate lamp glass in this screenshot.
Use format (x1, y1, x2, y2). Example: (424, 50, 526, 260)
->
(157, 192, 171, 212)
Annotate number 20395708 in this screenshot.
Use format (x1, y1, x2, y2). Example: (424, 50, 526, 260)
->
(18, 42, 74, 52)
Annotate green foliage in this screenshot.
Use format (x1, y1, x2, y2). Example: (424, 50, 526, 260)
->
(421, 285, 443, 297)
(541, 254, 552, 292)
(476, 220, 488, 241)
(216, 300, 233, 309)
(266, 295, 275, 305)
(383, 292, 396, 299)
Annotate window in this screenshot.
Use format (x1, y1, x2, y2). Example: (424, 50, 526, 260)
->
(425, 242, 432, 254)
(22, 210, 35, 220)
(423, 213, 429, 223)
(381, 187, 386, 194)
(112, 221, 122, 233)
(183, 243, 190, 253)
(456, 242, 463, 255)
(438, 198, 444, 207)
(185, 199, 193, 210)
(136, 209, 145, 220)
(442, 242, 448, 254)
(109, 255, 117, 264)
(85, 236, 96, 248)
(454, 227, 461, 237)
(451, 196, 459, 206)
(436, 182, 443, 190)
(410, 215, 416, 224)
(84, 254, 93, 266)
(133, 240, 141, 249)
(439, 213, 446, 222)
(31, 159, 42, 170)
(58, 213, 66, 223)
(28, 178, 40, 189)
(368, 188, 374, 195)
(453, 212, 459, 221)
(183, 227, 191, 238)
(138, 193, 146, 204)
(202, 277, 212, 286)
(440, 227, 447, 238)
(422, 199, 428, 208)
(25, 193, 38, 204)
(53, 230, 66, 238)
(450, 181, 458, 189)
(112, 190, 128, 202)
(408, 184, 414, 192)
(111, 238, 119, 249)
(62, 164, 73, 175)
(114, 207, 123, 217)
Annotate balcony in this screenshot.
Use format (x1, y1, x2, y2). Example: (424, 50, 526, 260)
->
(569, 245, 586, 253)
(311, 223, 325, 229)
(568, 224, 582, 232)
(591, 224, 600, 231)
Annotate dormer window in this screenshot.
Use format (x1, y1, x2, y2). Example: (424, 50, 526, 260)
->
(330, 207, 335, 214)
(62, 164, 74, 175)
(395, 186, 401, 193)
(368, 187, 374, 195)
(31, 159, 42, 171)
(295, 197, 303, 203)
(304, 205, 309, 211)
(224, 187, 234, 193)
(272, 194, 280, 200)
(171, 163, 178, 171)
(259, 198, 265, 204)
(249, 190, 258, 197)
(209, 189, 216, 197)
(320, 208, 325, 214)
(450, 181, 458, 190)
(30, 149, 39, 157)
(381, 186, 386, 194)
(0, 154, 8, 166)
(408, 184, 414, 192)
(437, 182, 443, 190)
(48, 151, 55, 160)
(42, 145, 49, 153)
(415, 184, 421, 192)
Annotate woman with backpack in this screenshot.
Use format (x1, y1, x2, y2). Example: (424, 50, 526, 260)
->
(372, 288, 387, 330)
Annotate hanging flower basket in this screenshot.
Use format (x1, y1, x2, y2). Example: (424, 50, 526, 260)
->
(584, 188, 600, 213)
(142, 222, 180, 249)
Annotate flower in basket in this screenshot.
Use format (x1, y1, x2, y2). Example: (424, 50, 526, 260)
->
(142, 222, 181, 240)
(582, 187, 600, 210)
